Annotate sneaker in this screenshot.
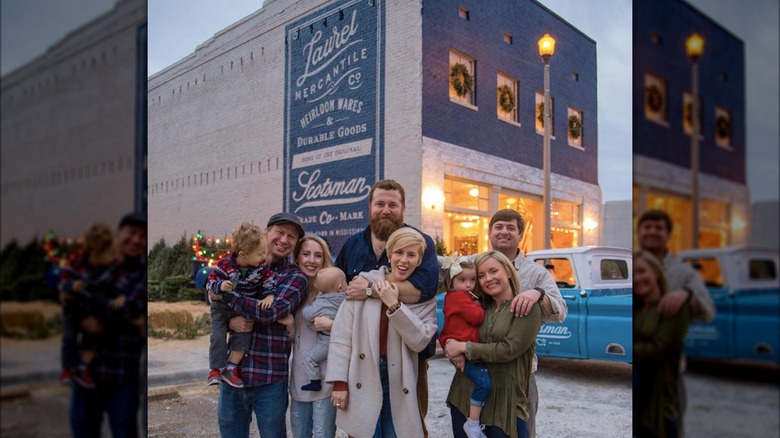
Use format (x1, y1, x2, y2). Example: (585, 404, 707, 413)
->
(207, 369, 221, 386)
(72, 367, 96, 389)
(59, 369, 72, 385)
(463, 420, 487, 438)
(221, 367, 244, 388)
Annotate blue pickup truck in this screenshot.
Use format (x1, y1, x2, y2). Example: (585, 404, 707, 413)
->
(435, 247, 633, 362)
(678, 246, 779, 364)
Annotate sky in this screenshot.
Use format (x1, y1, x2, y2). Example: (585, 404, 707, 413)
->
(2, 0, 777, 203)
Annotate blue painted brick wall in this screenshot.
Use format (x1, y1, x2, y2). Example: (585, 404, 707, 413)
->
(633, 0, 745, 184)
(422, 0, 598, 185)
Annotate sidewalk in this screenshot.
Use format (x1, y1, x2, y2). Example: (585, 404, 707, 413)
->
(0, 334, 207, 391)
(2, 334, 445, 390)
(0, 336, 61, 388)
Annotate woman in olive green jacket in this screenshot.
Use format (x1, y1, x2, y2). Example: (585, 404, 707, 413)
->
(633, 251, 692, 437)
(445, 251, 542, 438)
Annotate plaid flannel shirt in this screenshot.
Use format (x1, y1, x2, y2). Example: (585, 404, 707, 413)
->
(91, 255, 146, 385)
(220, 257, 307, 387)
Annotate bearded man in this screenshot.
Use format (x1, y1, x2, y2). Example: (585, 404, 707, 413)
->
(334, 179, 439, 436)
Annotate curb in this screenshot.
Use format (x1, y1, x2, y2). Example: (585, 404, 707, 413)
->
(148, 385, 180, 402)
(148, 370, 204, 388)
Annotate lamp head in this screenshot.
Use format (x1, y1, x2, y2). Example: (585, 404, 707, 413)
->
(538, 33, 556, 60)
(686, 33, 704, 62)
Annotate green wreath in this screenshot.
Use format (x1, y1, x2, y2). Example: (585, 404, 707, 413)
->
(684, 102, 693, 126)
(537, 102, 545, 127)
(450, 63, 474, 97)
(568, 115, 582, 139)
(646, 85, 663, 113)
(497, 85, 515, 113)
(716, 115, 731, 140)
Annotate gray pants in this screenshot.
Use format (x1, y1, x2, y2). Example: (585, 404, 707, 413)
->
(527, 372, 539, 438)
(209, 300, 252, 369)
(304, 333, 330, 380)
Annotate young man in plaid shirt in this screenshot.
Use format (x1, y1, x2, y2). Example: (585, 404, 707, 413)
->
(68, 212, 147, 438)
(208, 212, 308, 437)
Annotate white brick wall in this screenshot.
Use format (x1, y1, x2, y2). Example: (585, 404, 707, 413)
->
(148, 0, 426, 245)
(1, 0, 145, 245)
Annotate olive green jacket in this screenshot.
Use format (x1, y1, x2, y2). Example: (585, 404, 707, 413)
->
(447, 300, 542, 437)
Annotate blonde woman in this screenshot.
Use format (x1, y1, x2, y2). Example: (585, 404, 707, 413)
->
(445, 251, 542, 438)
(326, 228, 438, 437)
(290, 234, 338, 438)
(633, 251, 692, 438)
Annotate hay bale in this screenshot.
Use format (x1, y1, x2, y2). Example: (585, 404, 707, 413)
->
(0, 309, 46, 334)
(148, 308, 194, 330)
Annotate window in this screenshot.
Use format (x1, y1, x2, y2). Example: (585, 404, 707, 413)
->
(534, 258, 576, 288)
(535, 91, 554, 135)
(458, 6, 469, 20)
(503, 32, 513, 44)
(497, 73, 518, 123)
(567, 106, 583, 148)
(684, 257, 723, 288)
(449, 51, 476, 107)
(601, 259, 628, 280)
(644, 73, 668, 124)
(714, 106, 732, 149)
(683, 91, 703, 137)
(749, 259, 777, 280)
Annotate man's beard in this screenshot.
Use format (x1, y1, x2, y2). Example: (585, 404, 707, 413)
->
(370, 214, 404, 241)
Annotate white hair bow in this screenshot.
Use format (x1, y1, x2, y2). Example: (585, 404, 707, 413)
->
(438, 252, 473, 279)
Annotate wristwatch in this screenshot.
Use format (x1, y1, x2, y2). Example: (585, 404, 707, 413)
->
(365, 282, 373, 297)
(533, 287, 546, 303)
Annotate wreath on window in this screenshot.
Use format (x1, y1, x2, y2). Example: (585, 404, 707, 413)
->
(497, 85, 515, 113)
(568, 115, 582, 139)
(450, 63, 474, 97)
(716, 115, 731, 140)
(536, 102, 545, 127)
(645, 85, 663, 113)
(684, 102, 693, 126)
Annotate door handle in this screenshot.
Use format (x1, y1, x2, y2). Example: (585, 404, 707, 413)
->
(562, 295, 577, 300)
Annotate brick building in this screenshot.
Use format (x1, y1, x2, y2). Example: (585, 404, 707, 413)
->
(633, 0, 749, 251)
(0, 0, 147, 246)
(148, 0, 602, 255)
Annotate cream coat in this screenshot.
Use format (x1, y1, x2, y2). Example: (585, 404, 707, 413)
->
(326, 296, 437, 438)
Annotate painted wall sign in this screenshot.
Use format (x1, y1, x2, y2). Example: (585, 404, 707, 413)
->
(284, 0, 384, 254)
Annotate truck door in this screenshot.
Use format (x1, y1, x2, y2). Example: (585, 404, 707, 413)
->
(585, 256, 632, 362)
(533, 257, 582, 359)
(733, 257, 779, 363)
(683, 257, 733, 359)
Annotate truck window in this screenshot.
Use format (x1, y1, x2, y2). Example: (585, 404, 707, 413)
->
(535, 258, 575, 288)
(600, 259, 628, 280)
(749, 259, 777, 280)
(684, 257, 723, 288)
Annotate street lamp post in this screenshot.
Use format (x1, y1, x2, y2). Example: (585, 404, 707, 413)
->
(686, 33, 704, 248)
(539, 34, 556, 249)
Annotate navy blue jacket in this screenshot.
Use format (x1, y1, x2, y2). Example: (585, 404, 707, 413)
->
(335, 224, 438, 303)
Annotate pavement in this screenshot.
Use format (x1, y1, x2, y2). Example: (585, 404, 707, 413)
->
(1, 333, 446, 396)
(0, 335, 202, 394)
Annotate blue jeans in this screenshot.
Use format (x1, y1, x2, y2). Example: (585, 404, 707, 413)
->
(463, 361, 492, 407)
(289, 397, 337, 438)
(218, 380, 288, 437)
(450, 405, 527, 438)
(70, 380, 139, 438)
(373, 357, 396, 438)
